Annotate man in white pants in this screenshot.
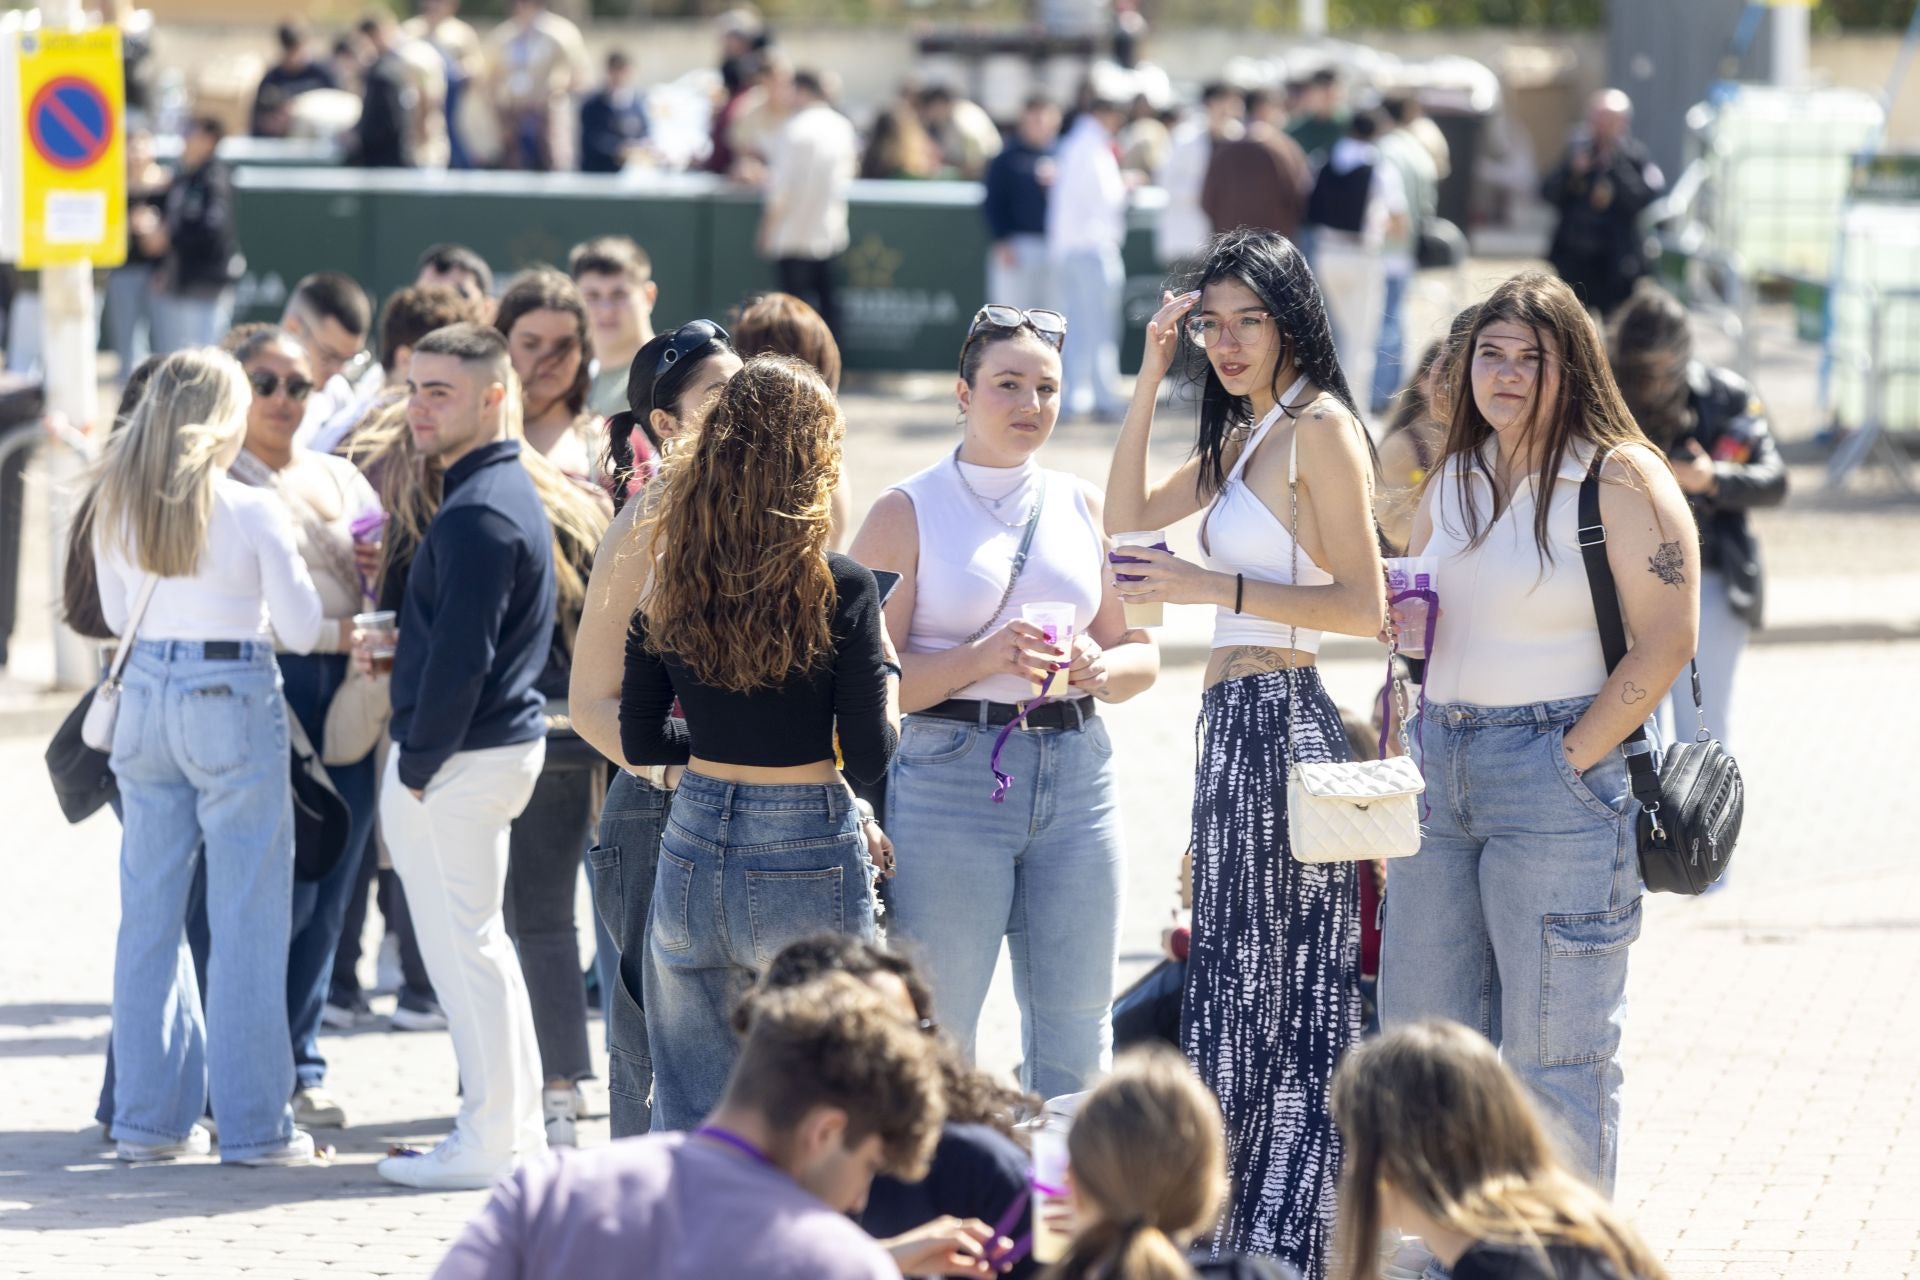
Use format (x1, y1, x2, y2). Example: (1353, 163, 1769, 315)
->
(370, 323, 556, 1189)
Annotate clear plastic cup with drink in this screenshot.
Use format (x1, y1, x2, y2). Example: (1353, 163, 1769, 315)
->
(1109, 530, 1171, 628)
(1020, 601, 1076, 699)
(1027, 1093, 1086, 1264)
(354, 610, 399, 675)
(1383, 557, 1438, 657)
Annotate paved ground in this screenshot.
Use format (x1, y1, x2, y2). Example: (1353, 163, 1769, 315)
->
(1, 287, 1917, 1276)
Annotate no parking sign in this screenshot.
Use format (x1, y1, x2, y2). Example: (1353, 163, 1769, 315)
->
(0, 23, 126, 268)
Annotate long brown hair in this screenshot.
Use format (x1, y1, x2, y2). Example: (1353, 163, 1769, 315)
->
(1043, 1046, 1229, 1280)
(1332, 1021, 1668, 1280)
(1431, 271, 1656, 561)
(493, 266, 592, 421)
(641, 355, 842, 692)
(732, 291, 843, 393)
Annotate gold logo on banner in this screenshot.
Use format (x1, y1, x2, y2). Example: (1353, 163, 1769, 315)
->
(844, 235, 903, 289)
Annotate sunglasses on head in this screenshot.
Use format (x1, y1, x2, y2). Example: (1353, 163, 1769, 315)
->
(249, 370, 314, 402)
(655, 319, 731, 379)
(957, 305, 1066, 373)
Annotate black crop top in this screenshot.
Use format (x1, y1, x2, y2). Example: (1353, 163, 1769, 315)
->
(618, 552, 897, 785)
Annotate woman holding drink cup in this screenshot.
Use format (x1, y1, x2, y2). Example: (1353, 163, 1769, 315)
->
(227, 326, 384, 1132)
(1102, 228, 1385, 1276)
(849, 304, 1159, 1101)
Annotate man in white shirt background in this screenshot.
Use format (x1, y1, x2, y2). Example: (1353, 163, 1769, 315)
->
(758, 70, 858, 338)
(283, 273, 376, 450)
(1155, 82, 1244, 272)
(1047, 90, 1131, 422)
(1304, 106, 1408, 421)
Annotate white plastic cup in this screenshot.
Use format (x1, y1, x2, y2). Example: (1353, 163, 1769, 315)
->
(354, 610, 399, 674)
(1020, 601, 1076, 698)
(1383, 558, 1438, 656)
(1110, 530, 1170, 628)
(1030, 1122, 1073, 1264)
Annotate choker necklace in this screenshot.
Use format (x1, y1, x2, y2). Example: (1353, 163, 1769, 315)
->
(952, 446, 1036, 529)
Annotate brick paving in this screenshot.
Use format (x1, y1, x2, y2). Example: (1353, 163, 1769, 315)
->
(1, 294, 1917, 1277)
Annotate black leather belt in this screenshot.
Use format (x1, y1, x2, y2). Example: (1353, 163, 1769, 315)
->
(915, 697, 1097, 730)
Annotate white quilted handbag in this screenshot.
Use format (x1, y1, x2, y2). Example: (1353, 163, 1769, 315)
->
(1270, 421, 1425, 864)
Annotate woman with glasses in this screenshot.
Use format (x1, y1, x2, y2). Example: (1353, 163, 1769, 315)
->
(849, 304, 1159, 1100)
(227, 326, 383, 1132)
(1102, 229, 1385, 1276)
(572, 318, 742, 1138)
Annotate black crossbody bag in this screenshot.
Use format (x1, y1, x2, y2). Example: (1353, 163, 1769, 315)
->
(1578, 458, 1745, 895)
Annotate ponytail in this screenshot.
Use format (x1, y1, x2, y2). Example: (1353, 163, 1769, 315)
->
(1044, 1218, 1194, 1280)
(602, 408, 657, 511)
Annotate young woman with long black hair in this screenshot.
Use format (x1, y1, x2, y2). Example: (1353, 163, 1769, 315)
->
(1102, 228, 1385, 1277)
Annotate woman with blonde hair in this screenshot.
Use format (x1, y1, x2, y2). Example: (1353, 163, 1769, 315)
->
(1045, 1045, 1289, 1280)
(1332, 1020, 1668, 1280)
(619, 354, 900, 1132)
(91, 347, 328, 1167)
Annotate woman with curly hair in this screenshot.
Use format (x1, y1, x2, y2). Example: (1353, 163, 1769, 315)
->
(619, 354, 900, 1132)
(1102, 228, 1386, 1275)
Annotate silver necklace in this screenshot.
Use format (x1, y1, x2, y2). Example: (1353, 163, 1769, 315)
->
(952, 446, 1036, 530)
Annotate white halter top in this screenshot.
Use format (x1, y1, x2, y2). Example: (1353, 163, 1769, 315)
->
(1198, 377, 1335, 653)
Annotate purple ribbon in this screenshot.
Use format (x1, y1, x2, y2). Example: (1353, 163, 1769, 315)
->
(350, 510, 387, 605)
(988, 692, 1055, 802)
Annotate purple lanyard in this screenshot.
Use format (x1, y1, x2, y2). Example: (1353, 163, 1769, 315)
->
(987, 696, 1055, 803)
(695, 1125, 774, 1168)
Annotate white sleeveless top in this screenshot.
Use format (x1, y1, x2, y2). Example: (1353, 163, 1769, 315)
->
(894, 451, 1104, 704)
(1421, 441, 1610, 706)
(1199, 379, 1335, 653)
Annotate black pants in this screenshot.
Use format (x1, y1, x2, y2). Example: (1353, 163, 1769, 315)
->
(776, 255, 842, 338)
(332, 840, 435, 1003)
(503, 762, 601, 1083)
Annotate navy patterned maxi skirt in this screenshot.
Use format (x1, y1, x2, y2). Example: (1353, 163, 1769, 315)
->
(1181, 668, 1362, 1278)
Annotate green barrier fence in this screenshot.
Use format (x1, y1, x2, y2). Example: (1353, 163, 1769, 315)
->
(232, 168, 1169, 374)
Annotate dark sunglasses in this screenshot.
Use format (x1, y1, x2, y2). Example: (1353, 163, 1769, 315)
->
(958, 305, 1066, 373)
(655, 319, 731, 379)
(249, 370, 314, 402)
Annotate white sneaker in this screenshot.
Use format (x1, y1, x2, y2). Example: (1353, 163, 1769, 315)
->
(570, 1079, 608, 1120)
(377, 1132, 513, 1190)
(231, 1130, 316, 1167)
(390, 997, 449, 1032)
(375, 933, 404, 994)
(293, 1086, 348, 1128)
(116, 1123, 212, 1163)
(543, 1088, 578, 1148)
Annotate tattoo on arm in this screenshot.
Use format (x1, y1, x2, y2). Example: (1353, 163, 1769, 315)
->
(1622, 681, 1649, 706)
(1648, 541, 1686, 587)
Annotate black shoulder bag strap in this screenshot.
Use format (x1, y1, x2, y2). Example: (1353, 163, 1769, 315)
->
(1576, 453, 1701, 821)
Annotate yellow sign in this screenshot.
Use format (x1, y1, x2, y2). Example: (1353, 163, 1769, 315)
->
(13, 26, 126, 268)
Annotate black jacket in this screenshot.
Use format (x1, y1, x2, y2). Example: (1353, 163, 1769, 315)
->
(161, 160, 242, 294)
(390, 440, 555, 790)
(350, 50, 416, 168)
(1542, 136, 1662, 313)
(579, 88, 647, 174)
(1666, 362, 1788, 628)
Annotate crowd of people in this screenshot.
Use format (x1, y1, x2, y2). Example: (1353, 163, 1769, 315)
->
(53, 50, 1778, 1260)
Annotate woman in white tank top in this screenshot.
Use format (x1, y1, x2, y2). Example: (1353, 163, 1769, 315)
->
(1102, 229, 1385, 1278)
(849, 308, 1160, 1100)
(1380, 273, 1700, 1223)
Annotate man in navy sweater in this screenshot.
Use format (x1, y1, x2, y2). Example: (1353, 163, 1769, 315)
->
(371, 322, 556, 1189)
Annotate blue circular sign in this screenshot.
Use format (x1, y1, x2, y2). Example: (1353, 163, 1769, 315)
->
(29, 77, 112, 171)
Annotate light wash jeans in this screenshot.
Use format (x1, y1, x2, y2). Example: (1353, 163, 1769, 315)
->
(1371, 269, 1411, 413)
(1052, 245, 1127, 418)
(987, 234, 1053, 313)
(1380, 697, 1643, 1192)
(1660, 568, 1749, 755)
(589, 770, 672, 1139)
(150, 290, 234, 356)
(643, 772, 878, 1132)
(108, 640, 298, 1161)
(105, 265, 158, 375)
(886, 710, 1123, 1099)
(381, 738, 547, 1165)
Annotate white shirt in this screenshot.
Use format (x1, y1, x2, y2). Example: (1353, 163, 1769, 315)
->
(93, 477, 328, 653)
(763, 103, 858, 261)
(1156, 119, 1235, 264)
(1324, 137, 1408, 252)
(1047, 115, 1127, 259)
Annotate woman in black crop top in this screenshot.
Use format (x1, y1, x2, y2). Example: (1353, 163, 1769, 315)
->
(617, 354, 900, 1131)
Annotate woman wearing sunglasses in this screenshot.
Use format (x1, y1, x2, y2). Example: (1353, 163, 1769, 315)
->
(227, 325, 384, 1133)
(850, 304, 1159, 1100)
(572, 318, 742, 1138)
(1102, 229, 1385, 1277)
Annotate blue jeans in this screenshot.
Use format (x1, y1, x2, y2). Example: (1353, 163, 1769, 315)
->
(150, 290, 234, 356)
(1371, 270, 1411, 412)
(1054, 246, 1127, 418)
(588, 770, 671, 1138)
(642, 773, 878, 1132)
(280, 652, 377, 1091)
(1380, 697, 1643, 1191)
(109, 640, 298, 1161)
(886, 710, 1122, 1099)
